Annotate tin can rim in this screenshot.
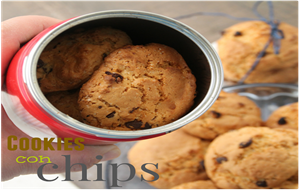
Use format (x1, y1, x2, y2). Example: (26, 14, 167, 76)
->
(24, 10, 223, 139)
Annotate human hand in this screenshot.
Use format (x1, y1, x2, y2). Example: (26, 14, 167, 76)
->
(1, 15, 121, 181)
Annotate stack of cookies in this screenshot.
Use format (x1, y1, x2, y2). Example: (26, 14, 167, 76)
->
(217, 21, 298, 84)
(38, 26, 197, 131)
(128, 91, 298, 189)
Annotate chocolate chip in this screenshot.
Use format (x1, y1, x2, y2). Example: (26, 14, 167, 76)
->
(278, 117, 287, 125)
(144, 122, 152, 129)
(129, 107, 139, 113)
(106, 111, 116, 118)
(234, 31, 242, 36)
(37, 59, 45, 68)
(238, 102, 245, 107)
(98, 106, 102, 109)
(239, 138, 252, 148)
(200, 160, 205, 170)
(256, 180, 268, 187)
(221, 30, 226, 35)
(105, 71, 112, 75)
(105, 71, 123, 83)
(102, 53, 107, 59)
(211, 111, 221, 118)
(112, 73, 123, 83)
(125, 119, 143, 129)
(216, 156, 228, 163)
(86, 115, 90, 117)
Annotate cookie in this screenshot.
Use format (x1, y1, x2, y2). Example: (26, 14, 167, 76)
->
(37, 27, 132, 93)
(78, 43, 196, 130)
(182, 91, 262, 140)
(266, 102, 298, 130)
(205, 127, 298, 189)
(218, 21, 298, 83)
(128, 129, 209, 189)
(46, 90, 83, 122)
(171, 180, 218, 189)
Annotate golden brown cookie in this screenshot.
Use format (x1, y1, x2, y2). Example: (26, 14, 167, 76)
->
(37, 27, 132, 93)
(182, 91, 262, 140)
(266, 102, 298, 130)
(46, 90, 83, 122)
(128, 129, 209, 189)
(218, 21, 298, 83)
(78, 43, 196, 130)
(205, 127, 298, 189)
(171, 180, 218, 189)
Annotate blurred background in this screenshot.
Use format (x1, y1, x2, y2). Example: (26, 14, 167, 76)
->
(1, 1, 298, 189)
(2, 1, 298, 43)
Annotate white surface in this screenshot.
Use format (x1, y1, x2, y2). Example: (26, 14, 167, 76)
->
(1, 174, 79, 189)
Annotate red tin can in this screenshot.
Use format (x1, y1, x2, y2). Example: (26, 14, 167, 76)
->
(3, 10, 223, 145)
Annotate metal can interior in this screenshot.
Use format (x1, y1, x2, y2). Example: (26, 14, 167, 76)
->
(24, 10, 223, 140)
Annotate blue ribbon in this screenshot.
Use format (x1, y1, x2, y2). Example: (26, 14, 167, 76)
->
(174, 1, 284, 84)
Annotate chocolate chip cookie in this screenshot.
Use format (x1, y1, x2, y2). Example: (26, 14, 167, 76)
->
(266, 102, 298, 130)
(182, 91, 262, 140)
(78, 43, 196, 130)
(37, 27, 132, 93)
(218, 21, 298, 83)
(46, 90, 83, 122)
(128, 129, 210, 189)
(205, 127, 298, 189)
